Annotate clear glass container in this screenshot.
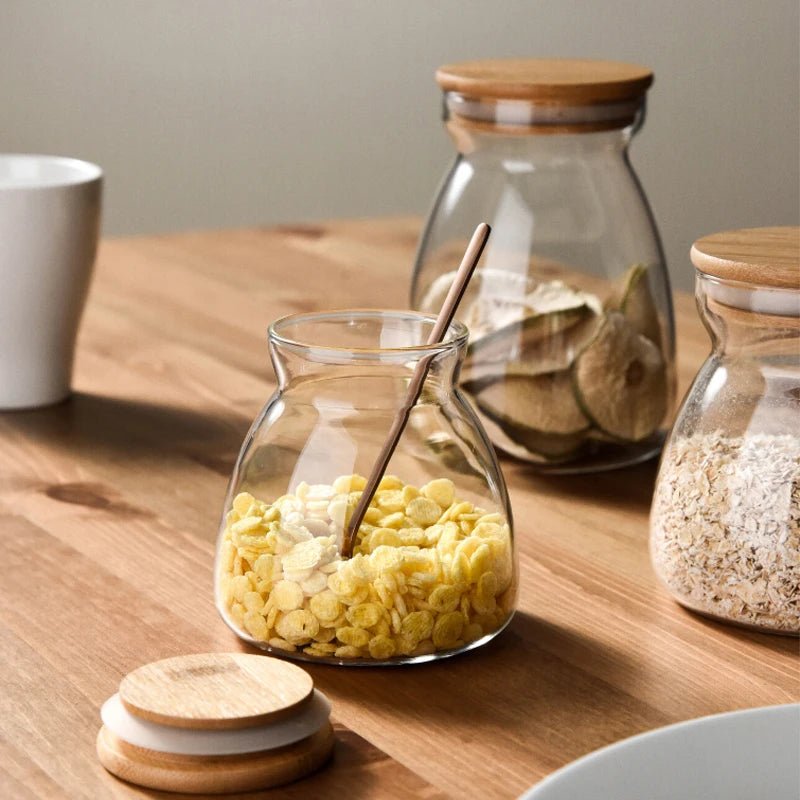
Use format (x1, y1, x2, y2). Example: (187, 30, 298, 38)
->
(215, 309, 517, 664)
(412, 59, 676, 472)
(650, 227, 799, 635)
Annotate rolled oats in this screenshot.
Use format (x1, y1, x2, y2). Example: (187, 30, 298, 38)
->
(651, 432, 799, 633)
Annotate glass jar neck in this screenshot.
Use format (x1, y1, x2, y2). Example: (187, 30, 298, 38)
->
(267, 311, 467, 403)
(442, 91, 642, 155)
(696, 272, 800, 357)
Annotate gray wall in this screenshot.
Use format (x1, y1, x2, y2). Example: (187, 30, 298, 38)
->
(2, 0, 798, 290)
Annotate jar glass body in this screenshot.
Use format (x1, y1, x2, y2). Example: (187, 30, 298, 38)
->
(412, 96, 676, 472)
(215, 310, 517, 664)
(650, 274, 800, 635)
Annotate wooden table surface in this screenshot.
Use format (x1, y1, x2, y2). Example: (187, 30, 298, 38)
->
(1, 217, 797, 799)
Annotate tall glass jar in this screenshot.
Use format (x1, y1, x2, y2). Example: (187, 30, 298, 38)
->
(412, 59, 675, 472)
(215, 310, 517, 664)
(651, 227, 799, 635)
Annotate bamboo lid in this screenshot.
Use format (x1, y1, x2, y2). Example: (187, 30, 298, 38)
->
(119, 653, 314, 730)
(691, 227, 800, 290)
(436, 58, 653, 105)
(97, 721, 335, 794)
(99, 653, 334, 793)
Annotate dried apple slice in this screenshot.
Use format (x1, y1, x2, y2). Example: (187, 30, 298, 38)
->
(572, 312, 667, 441)
(470, 372, 591, 460)
(477, 409, 588, 462)
(606, 263, 661, 347)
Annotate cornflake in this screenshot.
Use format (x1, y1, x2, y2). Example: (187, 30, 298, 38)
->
(217, 475, 514, 660)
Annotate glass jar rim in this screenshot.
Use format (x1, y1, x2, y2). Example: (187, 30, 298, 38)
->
(443, 90, 643, 133)
(268, 308, 470, 360)
(697, 271, 800, 318)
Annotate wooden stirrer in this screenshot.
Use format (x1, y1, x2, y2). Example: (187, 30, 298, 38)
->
(341, 222, 491, 558)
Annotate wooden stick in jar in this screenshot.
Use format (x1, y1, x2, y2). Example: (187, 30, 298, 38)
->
(341, 222, 491, 559)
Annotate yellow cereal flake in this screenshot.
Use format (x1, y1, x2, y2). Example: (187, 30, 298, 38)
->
(368, 528, 403, 550)
(386, 609, 400, 635)
(401, 484, 420, 505)
(411, 639, 436, 656)
(400, 610, 434, 644)
(243, 610, 268, 640)
(272, 580, 305, 611)
(264, 604, 278, 630)
(398, 527, 426, 547)
(432, 612, 464, 649)
(428, 585, 460, 614)
(346, 602, 384, 629)
(230, 575, 251, 603)
(438, 501, 473, 523)
(253, 553, 275, 581)
(477, 571, 498, 599)
(315, 626, 337, 643)
(463, 622, 483, 642)
(231, 516, 264, 536)
(421, 478, 455, 509)
(243, 591, 265, 613)
(379, 512, 406, 529)
(268, 637, 297, 653)
(335, 626, 371, 648)
(333, 474, 366, 494)
(309, 590, 342, 623)
(229, 602, 245, 627)
(377, 475, 404, 490)
(370, 546, 404, 574)
(276, 609, 319, 645)
(406, 497, 442, 527)
(334, 645, 362, 659)
(468, 544, 492, 581)
(363, 507, 383, 525)
(232, 492, 256, 517)
(305, 641, 338, 655)
(449, 552, 470, 586)
(368, 635, 397, 659)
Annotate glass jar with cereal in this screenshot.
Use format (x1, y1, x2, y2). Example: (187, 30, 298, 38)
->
(215, 309, 517, 663)
(650, 227, 799, 635)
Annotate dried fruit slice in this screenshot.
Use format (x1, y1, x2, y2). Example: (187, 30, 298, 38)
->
(471, 372, 591, 460)
(464, 283, 601, 383)
(572, 312, 667, 441)
(478, 411, 588, 462)
(467, 302, 594, 364)
(606, 263, 661, 347)
(472, 372, 590, 435)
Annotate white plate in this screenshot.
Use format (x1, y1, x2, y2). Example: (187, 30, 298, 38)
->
(521, 704, 800, 800)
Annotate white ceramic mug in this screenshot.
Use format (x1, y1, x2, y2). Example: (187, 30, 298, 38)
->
(0, 155, 102, 409)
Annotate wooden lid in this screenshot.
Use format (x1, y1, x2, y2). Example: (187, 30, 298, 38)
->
(97, 721, 335, 794)
(119, 653, 314, 730)
(691, 227, 800, 290)
(436, 58, 653, 105)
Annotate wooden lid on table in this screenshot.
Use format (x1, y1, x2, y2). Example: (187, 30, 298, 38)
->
(691, 227, 800, 290)
(99, 653, 333, 794)
(119, 652, 314, 730)
(436, 58, 653, 105)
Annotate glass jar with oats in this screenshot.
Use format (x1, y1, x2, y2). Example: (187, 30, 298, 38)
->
(651, 227, 800, 635)
(215, 309, 516, 664)
(412, 59, 675, 473)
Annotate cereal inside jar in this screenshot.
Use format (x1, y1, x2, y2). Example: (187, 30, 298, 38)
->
(217, 474, 514, 663)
